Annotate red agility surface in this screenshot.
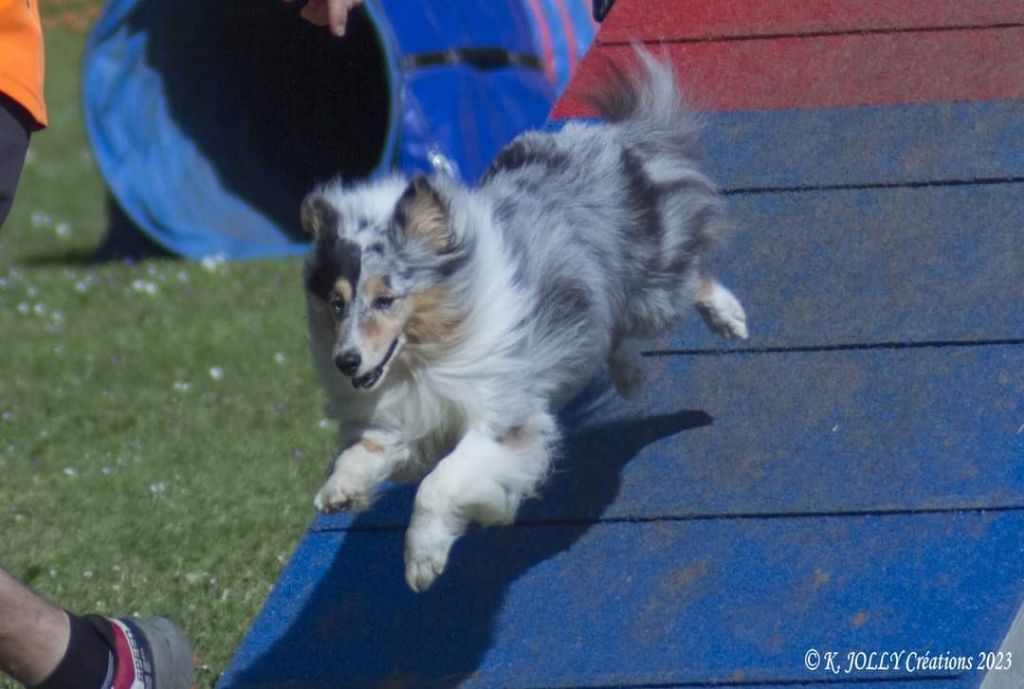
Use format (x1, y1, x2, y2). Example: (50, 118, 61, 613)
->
(598, 0, 1024, 44)
(553, 25, 1024, 116)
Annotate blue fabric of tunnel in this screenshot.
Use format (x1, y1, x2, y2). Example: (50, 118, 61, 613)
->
(82, 0, 595, 260)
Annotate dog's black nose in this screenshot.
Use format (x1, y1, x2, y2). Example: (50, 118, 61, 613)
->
(334, 350, 361, 376)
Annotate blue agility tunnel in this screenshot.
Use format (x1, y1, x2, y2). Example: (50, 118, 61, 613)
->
(83, 0, 594, 260)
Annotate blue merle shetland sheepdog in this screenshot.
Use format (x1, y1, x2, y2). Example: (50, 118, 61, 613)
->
(301, 47, 748, 592)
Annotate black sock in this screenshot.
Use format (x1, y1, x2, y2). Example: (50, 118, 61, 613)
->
(33, 613, 115, 689)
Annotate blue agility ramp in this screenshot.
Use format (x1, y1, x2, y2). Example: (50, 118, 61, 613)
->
(217, 1, 1024, 687)
(82, 0, 594, 259)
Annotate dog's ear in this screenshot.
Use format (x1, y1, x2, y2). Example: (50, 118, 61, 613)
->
(300, 193, 338, 240)
(392, 175, 450, 250)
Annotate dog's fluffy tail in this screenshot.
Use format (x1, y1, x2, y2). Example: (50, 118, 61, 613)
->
(583, 45, 704, 161)
(584, 46, 742, 340)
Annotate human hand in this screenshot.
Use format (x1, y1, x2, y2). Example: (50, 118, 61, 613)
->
(286, 0, 364, 36)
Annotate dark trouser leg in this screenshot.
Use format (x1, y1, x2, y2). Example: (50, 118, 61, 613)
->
(0, 93, 33, 229)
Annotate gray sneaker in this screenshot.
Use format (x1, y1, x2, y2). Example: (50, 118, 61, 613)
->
(108, 617, 194, 689)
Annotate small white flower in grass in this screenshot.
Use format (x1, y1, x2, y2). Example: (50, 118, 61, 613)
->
(30, 212, 51, 229)
(274, 352, 287, 364)
(64, 467, 77, 477)
(149, 481, 168, 495)
(173, 381, 191, 392)
(0, 277, 8, 289)
(130, 279, 160, 296)
(83, 569, 94, 579)
(26, 286, 37, 297)
(49, 569, 58, 578)
(102, 466, 113, 476)
(176, 270, 190, 283)
(200, 254, 229, 274)
(33, 303, 45, 316)
(16, 302, 29, 315)
(318, 418, 333, 431)
(184, 571, 208, 585)
(74, 274, 97, 293)
(55, 222, 71, 239)
(209, 366, 224, 381)
(2, 412, 12, 421)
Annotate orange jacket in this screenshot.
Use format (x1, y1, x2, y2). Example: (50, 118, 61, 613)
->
(0, 0, 46, 128)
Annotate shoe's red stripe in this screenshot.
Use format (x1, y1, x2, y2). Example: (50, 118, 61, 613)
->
(596, 0, 1024, 44)
(107, 622, 137, 689)
(552, 25, 1024, 117)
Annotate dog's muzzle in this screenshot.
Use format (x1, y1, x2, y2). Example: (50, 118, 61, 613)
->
(351, 338, 399, 390)
(334, 350, 361, 377)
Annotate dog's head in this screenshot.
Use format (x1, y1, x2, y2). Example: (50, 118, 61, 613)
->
(302, 175, 469, 391)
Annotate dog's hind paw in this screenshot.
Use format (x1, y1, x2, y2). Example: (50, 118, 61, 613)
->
(404, 518, 457, 593)
(609, 341, 647, 399)
(695, 279, 749, 341)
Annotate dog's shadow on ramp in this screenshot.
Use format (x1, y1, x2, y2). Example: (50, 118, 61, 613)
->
(230, 401, 711, 689)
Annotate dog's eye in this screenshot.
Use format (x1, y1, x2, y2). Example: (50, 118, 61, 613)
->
(372, 296, 395, 311)
(329, 298, 344, 316)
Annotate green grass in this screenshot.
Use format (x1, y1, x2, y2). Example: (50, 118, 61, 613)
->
(1, 12, 330, 689)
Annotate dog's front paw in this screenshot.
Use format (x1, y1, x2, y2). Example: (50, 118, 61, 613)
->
(313, 473, 374, 513)
(404, 517, 457, 592)
(405, 553, 445, 594)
